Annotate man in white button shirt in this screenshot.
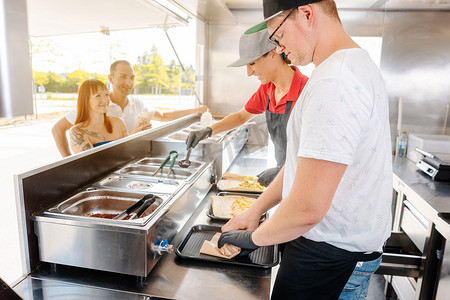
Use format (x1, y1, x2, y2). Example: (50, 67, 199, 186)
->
(218, 0, 392, 299)
(52, 60, 207, 157)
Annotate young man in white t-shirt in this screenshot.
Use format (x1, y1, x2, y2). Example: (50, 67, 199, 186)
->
(218, 1, 392, 299)
(52, 60, 207, 157)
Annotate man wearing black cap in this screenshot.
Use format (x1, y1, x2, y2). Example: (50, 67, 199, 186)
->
(219, 0, 392, 299)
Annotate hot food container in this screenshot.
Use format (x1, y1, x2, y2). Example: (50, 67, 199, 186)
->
(33, 189, 174, 276)
(92, 175, 185, 195)
(43, 189, 168, 225)
(115, 164, 195, 181)
(152, 122, 250, 180)
(135, 157, 204, 170)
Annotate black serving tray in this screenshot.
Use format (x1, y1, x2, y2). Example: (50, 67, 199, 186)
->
(175, 225, 279, 268)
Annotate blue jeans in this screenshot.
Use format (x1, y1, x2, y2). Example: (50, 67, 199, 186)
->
(338, 256, 382, 300)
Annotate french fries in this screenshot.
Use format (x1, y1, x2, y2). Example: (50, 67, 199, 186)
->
(230, 196, 256, 216)
(239, 176, 264, 191)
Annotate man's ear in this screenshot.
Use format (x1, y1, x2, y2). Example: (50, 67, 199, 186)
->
(298, 5, 313, 21)
(271, 50, 277, 59)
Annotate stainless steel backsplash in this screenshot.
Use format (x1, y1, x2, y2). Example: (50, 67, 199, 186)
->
(380, 11, 450, 149)
(207, 9, 450, 148)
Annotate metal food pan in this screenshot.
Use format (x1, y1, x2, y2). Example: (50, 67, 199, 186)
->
(167, 132, 188, 141)
(135, 157, 203, 170)
(115, 165, 193, 181)
(175, 225, 278, 268)
(188, 123, 204, 130)
(181, 126, 222, 140)
(45, 189, 168, 226)
(207, 192, 263, 221)
(93, 175, 183, 195)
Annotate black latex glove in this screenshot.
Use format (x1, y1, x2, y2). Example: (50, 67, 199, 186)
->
(185, 127, 212, 149)
(218, 230, 259, 256)
(257, 166, 282, 187)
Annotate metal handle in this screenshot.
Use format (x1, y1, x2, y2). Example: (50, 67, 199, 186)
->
(129, 195, 156, 220)
(217, 129, 235, 143)
(113, 193, 154, 220)
(160, 150, 178, 168)
(185, 147, 192, 161)
(414, 147, 435, 158)
(126, 194, 154, 214)
(168, 151, 179, 169)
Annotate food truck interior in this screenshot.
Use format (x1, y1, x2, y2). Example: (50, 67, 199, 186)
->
(1, 0, 450, 299)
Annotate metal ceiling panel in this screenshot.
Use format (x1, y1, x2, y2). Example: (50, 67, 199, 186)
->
(169, 0, 236, 24)
(224, 0, 450, 10)
(382, 0, 450, 10)
(27, 0, 189, 37)
(25, 0, 450, 37)
(224, 0, 385, 10)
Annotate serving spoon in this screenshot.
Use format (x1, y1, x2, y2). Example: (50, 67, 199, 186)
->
(178, 147, 193, 168)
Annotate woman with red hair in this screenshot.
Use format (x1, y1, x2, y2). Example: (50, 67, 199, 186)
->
(69, 79, 127, 153)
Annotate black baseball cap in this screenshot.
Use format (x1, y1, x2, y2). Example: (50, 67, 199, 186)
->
(246, 0, 322, 34)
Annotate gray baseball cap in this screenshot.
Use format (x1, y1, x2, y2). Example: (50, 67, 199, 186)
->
(228, 29, 276, 67)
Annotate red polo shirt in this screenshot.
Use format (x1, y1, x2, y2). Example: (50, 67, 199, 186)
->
(244, 66, 308, 114)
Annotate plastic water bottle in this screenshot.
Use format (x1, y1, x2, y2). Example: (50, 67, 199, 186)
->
(398, 131, 407, 158)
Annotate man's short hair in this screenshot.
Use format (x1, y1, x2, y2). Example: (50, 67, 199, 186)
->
(110, 60, 132, 75)
(315, 0, 341, 22)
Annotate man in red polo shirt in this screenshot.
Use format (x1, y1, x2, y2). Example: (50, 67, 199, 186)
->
(186, 29, 308, 186)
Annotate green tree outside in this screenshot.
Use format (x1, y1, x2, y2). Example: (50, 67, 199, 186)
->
(31, 45, 193, 96)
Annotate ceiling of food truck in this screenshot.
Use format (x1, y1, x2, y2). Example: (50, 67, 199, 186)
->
(27, 0, 450, 37)
(225, 0, 450, 10)
(27, 0, 191, 37)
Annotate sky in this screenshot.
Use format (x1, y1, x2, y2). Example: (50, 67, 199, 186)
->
(30, 19, 197, 75)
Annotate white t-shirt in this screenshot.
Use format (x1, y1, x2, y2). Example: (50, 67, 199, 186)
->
(65, 96, 155, 133)
(283, 49, 392, 252)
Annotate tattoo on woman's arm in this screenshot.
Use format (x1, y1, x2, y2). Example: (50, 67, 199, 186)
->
(70, 127, 93, 151)
(70, 127, 86, 147)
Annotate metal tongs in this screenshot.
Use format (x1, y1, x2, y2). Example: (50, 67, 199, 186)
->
(152, 150, 178, 178)
(114, 194, 156, 220)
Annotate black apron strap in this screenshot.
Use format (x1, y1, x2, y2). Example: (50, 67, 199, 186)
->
(265, 94, 293, 167)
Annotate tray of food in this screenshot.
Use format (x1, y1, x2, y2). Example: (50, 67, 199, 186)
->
(216, 172, 265, 193)
(207, 192, 263, 221)
(175, 225, 278, 268)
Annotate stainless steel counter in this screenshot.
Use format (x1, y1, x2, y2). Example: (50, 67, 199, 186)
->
(13, 144, 274, 300)
(392, 157, 450, 239)
(390, 157, 450, 299)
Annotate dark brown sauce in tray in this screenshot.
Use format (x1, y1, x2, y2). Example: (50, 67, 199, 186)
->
(85, 211, 151, 220)
(86, 213, 127, 219)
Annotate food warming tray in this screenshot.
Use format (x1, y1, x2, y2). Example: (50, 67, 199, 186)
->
(93, 175, 184, 195)
(206, 192, 261, 221)
(115, 165, 194, 181)
(175, 225, 279, 268)
(44, 189, 168, 226)
(135, 157, 204, 170)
